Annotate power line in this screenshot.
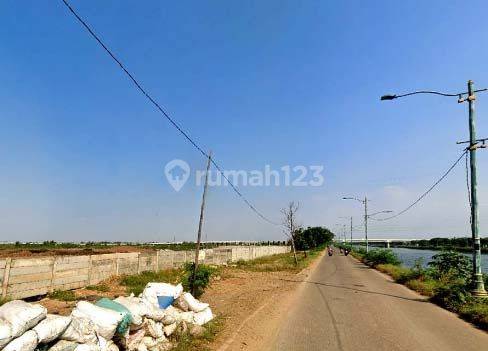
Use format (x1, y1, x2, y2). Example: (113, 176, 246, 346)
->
(371, 150, 468, 222)
(60, 0, 279, 226)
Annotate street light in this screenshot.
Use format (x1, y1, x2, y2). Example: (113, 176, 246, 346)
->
(339, 216, 353, 244)
(334, 223, 346, 243)
(342, 197, 392, 252)
(381, 81, 488, 297)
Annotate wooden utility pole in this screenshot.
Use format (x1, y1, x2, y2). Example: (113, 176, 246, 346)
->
(191, 151, 212, 295)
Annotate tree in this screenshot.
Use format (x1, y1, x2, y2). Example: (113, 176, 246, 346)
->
(281, 201, 300, 265)
(294, 227, 335, 251)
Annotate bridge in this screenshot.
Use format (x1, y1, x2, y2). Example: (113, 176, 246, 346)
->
(341, 238, 417, 248)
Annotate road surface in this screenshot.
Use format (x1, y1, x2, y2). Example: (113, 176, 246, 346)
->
(272, 252, 488, 350)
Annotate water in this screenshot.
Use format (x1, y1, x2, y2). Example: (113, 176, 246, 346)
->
(389, 247, 488, 274)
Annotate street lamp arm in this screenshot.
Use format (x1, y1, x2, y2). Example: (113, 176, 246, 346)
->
(381, 88, 488, 101)
(342, 196, 364, 203)
(367, 210, 393, 218)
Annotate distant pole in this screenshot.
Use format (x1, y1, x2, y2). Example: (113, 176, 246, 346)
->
(350, 216, 353, 244)
(191, 151, 212, 296)
(467, 81, 487, 296)
(364, 196, 369, 253)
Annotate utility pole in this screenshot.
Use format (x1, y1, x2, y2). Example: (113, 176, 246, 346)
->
(467, 81, 487, 296)
(364, 197, 369, 252)
(191, 151, 212, 296)
(381, 80, 488, 297)
(350, 216, 353, 244)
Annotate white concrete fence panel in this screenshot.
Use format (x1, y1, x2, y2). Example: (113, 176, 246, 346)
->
(0, 245, 290, 300)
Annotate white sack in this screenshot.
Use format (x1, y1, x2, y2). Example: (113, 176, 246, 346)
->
(141, 336, 157, 349)
(141, 283, 183, 309)
(193, 307, 214, 326)
(173, 296, 189, 312)
(98, 336, 119, 351)
(72, 301, 123, 340)
(162, 306, 179, 318)
(113, 296, 146, 326)
(163, 323, 177, 337)
(181, 293, 209, 312)
(0, 300, 47, 337)
(143, 305, 166, 322)
(48, 340, 79, 351)
(143, 319, 164, 339)
(60, 316, 98, 344)
(120, 329, 145, 351)
(3, 330, 38, 351)
(34, 314, 72, 343)
(161, 314, 175, 326)
(74, 344, 101, 351)
(0, 318, 12, 348)
(179, 312, 195, 324)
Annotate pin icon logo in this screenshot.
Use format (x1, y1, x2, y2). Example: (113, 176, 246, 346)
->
(164, 159, 190, 191)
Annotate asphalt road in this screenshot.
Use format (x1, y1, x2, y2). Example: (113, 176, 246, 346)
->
(272, 251, 488, 351)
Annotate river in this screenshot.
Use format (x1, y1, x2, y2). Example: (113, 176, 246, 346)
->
(388, 247, 488, 274)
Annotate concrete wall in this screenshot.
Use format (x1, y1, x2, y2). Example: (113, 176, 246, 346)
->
(0, 246, 290, 300)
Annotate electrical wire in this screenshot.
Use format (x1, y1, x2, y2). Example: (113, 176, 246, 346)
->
(396, 90, 460, 98)
(395, 88, 487, 99)
(370, 150, 468, 222)
(60, 0, 279, 226)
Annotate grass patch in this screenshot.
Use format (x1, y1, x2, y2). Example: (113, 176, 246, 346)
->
(85, 284, 110, 292)
(171, 316, 223, 351)
(120, 269, 185, 296)
(459, 300, 488, 330)
(377, 264, 410, 281)
(48, 290, 78, 301)
(405, 279, 437, 297)
(235, 246, 325, 273)
(0, 298, 9, 306)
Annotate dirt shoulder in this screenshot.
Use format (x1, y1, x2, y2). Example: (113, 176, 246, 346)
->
(208, 250, 325, 351)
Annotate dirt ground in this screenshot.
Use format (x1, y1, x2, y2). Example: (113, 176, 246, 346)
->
(0, 246, 154, 258)
(38, 253, 323, 350)
(204, 270, 304, 351)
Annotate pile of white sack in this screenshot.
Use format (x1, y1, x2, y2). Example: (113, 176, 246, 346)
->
(0, 283, 214, 351)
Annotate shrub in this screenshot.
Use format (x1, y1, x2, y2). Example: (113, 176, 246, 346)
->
(430, 281, 471, 310)
(48, 290, 78, 301)
(363, 249, 400, 267)
(182, 263, 215, 298)
(86, 284, 110, 292)
(428, 251, 471, 283)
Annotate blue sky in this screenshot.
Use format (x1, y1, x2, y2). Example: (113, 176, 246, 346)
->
(2, 1, 488, 242)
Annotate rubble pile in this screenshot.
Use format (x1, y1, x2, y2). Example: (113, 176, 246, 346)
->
(0, 283, 214, 351)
